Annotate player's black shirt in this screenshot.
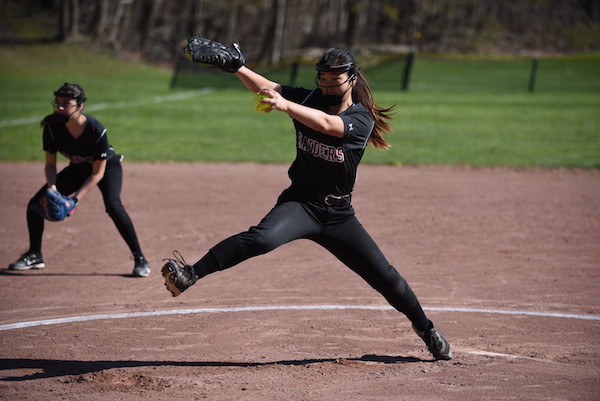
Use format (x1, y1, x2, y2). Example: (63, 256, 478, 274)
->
(281, 86, 374, 195)
(43, 114, 117, 164)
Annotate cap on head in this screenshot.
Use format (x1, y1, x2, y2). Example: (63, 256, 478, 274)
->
(315, 48, 356, 74)
(53, 82, 87, 104)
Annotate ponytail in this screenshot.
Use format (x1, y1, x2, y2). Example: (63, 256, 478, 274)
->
(351, 69, 395, 149)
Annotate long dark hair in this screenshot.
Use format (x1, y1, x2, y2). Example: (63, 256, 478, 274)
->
(316, 49, 395, 149)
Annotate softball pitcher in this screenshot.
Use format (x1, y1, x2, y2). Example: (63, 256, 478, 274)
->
(7, 83, 150, 277)
(162, 39, 451, 360)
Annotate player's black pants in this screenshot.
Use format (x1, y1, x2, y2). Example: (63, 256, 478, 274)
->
(196, 187, 431, 332)
(26, 158, 143, 257)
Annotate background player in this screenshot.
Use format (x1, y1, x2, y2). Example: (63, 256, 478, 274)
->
(7, 83, 151, 277)
(162, 40, 451, 360)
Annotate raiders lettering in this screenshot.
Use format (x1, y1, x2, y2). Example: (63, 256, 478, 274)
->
(63, 153, 94, 164)
(297, 132, 344, 163)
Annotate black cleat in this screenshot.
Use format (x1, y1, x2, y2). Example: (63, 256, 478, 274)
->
(132, 254, 151, 277)
(413, 324, 452, 360)
(8, 252, 45, 271)
(161, 251, 198, 297)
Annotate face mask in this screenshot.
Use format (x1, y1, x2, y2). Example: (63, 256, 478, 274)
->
(41, 112, 70, 127)
(321, 94, 344, 106)
(320, 79, 354, 106)
(54, 113, 70, 123)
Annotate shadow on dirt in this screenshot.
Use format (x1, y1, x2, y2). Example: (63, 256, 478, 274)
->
(0, 355, 428, 381)
(0, 270, 139, 278)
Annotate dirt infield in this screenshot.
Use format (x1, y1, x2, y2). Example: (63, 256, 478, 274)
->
(1, 162, 599, 401)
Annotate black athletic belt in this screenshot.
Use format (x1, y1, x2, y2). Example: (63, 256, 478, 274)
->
(319, 193, 351, 207)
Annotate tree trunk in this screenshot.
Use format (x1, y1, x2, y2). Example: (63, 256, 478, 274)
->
(225, 2, 239, 44)
(270, 0, 286, 64)
(107, 0, 128, 48)
(94, 0, 110, 40)
(68, 0, 79, 39)
(347, 0, 366, 48)
(58, 0, 68, 41)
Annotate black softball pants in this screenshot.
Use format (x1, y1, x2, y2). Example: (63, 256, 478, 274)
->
(26, 159, 143, 257)
(197, 193, 431, 332)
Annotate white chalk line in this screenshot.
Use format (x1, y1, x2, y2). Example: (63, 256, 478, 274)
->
(1, 304, 598, 332)
(2, 305, 596, 362)
(0, 90, 209, 128)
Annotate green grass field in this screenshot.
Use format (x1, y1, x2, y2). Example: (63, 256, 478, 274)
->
(1, 43, 598, 167)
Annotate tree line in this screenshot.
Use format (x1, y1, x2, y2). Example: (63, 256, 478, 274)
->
(6, 0, 600, 65)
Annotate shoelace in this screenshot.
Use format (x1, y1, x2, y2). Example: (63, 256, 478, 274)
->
(428, 330, 445, 351)
(162, 250, 189, 268)
(23, 254, 42, 264)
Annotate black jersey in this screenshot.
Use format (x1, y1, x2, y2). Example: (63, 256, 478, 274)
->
(281, 86, 374, 195)
(43, 114, 116, 164)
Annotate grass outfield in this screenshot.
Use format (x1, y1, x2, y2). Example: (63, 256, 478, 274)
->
(0, 43, 598, 167)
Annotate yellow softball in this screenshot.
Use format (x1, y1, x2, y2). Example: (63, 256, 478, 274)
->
(253, 93, 272, 113)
